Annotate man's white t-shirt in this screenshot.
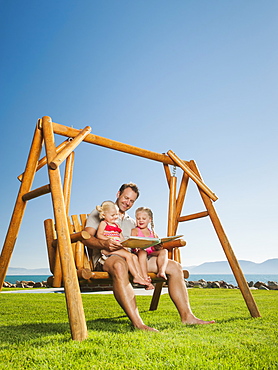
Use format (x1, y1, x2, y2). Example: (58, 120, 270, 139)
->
(86, 209, 136, 238)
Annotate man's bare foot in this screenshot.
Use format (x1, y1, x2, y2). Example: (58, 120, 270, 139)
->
(156, 272, 167, 280)
(134, 324, 159, 332)
(182, 315, 215, 325)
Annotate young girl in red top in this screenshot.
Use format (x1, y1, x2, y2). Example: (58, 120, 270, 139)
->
(96, 201, 153, 289)
(131, 207, 168, 283)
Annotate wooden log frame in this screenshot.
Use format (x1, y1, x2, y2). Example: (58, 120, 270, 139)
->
(0, 115, 261, 342)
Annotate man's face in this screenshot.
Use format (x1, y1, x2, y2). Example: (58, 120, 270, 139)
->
(116, 187, 138, 213)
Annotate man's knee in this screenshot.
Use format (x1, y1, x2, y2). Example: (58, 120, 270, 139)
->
(166, 259, 183, 275)
(105, 256, 129, 277)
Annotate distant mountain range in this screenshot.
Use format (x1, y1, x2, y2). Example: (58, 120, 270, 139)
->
(184, 258, 278, 274)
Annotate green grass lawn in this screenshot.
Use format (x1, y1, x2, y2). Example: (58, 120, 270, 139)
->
(0, 289, 277, 369)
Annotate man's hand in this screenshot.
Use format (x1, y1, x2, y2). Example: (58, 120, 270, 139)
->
(83, 227, 123, 252)
(103, 238, 123, 252)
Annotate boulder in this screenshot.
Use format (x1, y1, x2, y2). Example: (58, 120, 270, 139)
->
(210, 281, 221, 288)
(259, 285, 269, 290)
(33, 281, 43, 288)
(267, 281, 278, 290)
(254, 281, 268, 289)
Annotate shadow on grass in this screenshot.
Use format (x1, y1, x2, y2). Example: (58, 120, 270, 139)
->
(0, 322, 70, 346)
(2, 313, 249, 344)
(0, 315, 135, 345)
(212, 316, 254, 324)
(86, 317, 134, 332)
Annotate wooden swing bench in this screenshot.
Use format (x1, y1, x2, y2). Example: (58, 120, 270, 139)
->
(44, 213, 189, 310)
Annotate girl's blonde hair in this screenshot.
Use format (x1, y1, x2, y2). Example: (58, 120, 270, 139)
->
(96, 200, 119, 220)
(135, 207, 155, 235)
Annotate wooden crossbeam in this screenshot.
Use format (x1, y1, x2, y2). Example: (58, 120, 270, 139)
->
(22, 184, 51, 201)
(49, 126, 91, 170)
(18, 139, 70, 182)
(167, 150, 218, 201)
(178, 211, 209, 222)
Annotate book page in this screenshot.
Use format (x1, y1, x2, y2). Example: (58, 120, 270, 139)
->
(121, 236, 160, 249)
(160, 235, 183, 243)
(121, 235, 183, 249)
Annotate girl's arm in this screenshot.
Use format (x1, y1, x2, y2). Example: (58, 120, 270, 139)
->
(131, 227, 138, 236)
(96, 220, 109, 240)
(153, 232, 163, 250)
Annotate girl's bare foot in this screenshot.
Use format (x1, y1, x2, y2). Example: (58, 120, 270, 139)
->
(133, 275, 151, 286)
(145, 282, 155, 290)
(156, 272, 167, 280)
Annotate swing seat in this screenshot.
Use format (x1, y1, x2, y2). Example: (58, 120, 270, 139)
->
(44, 214, 189, 309)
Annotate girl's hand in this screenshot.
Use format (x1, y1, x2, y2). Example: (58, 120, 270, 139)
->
(154, 244, 163, 251)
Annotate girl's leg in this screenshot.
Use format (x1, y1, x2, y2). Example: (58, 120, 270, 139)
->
(151, 249, 168, 280)
(137, 250, 155, 290)
(137, 250, 148, 279)
(110, 250, 151, 287)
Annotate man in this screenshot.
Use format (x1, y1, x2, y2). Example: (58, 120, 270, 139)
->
(84, 182, 215, 331)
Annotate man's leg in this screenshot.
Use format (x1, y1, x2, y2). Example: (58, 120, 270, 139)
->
(103, 255, 158, 331)
(147, 258, 215, 325)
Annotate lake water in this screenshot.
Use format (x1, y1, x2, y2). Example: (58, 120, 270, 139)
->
(188, 274, 278, 286)
(4, 274, 278, 286)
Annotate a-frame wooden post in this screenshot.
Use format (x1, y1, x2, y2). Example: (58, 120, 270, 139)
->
(0, 122, 43, 288)
(41, 116, 88, 340)
(0, 117, 89, 340)
(188, 160, 260, 318)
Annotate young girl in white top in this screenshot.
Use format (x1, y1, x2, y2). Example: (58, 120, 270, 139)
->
(96, 201, 153, 289)
(131, 207, 168, 283)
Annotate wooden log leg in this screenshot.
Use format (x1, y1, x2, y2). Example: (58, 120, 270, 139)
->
(189, 160, 261, 318)
(0, 122, 43, 289)
(72, 215, 85, 270)
(44, 219, 57, 274)
(149, 282, 164, 311)
(173, 247, 181, 263)
(42, 116, 88, 340)
(52, 247, 63, 288)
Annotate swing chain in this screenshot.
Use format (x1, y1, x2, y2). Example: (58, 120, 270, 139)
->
(172, 165, 177, 177)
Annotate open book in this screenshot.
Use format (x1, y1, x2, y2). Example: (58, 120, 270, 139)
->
(121, 235, 183, 249)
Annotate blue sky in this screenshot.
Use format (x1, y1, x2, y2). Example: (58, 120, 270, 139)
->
(0, 0, 277, 271)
